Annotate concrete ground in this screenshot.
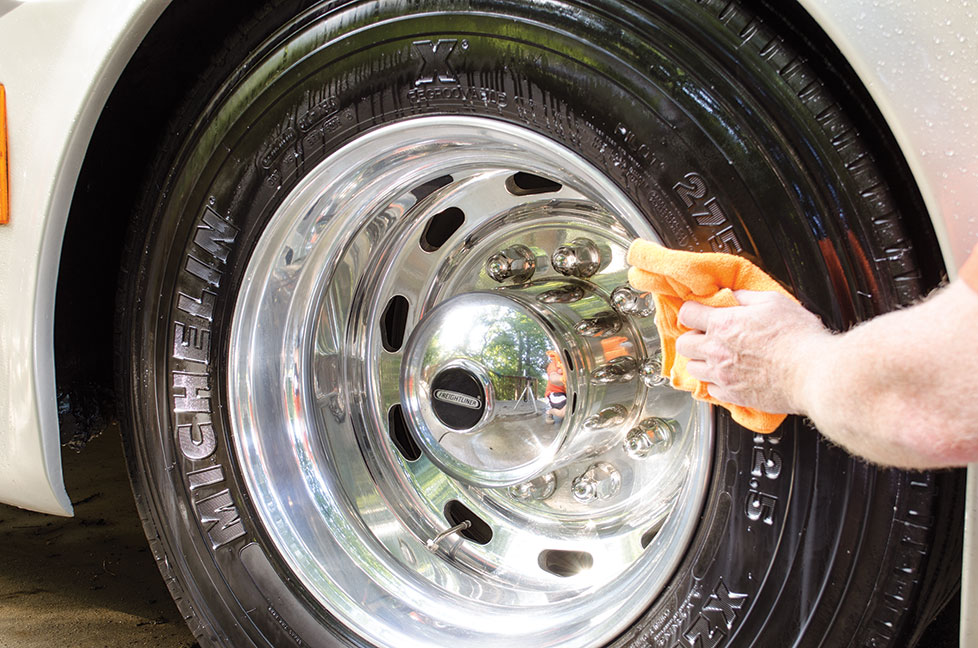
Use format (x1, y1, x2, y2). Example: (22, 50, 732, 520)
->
(0, 426, 196, 648)
(0, 425, 960, 648)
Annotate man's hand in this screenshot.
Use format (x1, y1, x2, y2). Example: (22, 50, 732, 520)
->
(675, 290, 831, 416)
(673, 281, 978, 468)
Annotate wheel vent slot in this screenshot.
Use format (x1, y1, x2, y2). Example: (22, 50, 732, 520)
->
(506, 172, 562, 196)
(562, 350, 574, 372)
(388, 404, 421, 462)
(410, 174, 453, 201)
(538, 549, 594, 577)
(444, 500, 493, 545)
(640, 525, 660, 549)
(420, 207, 465, 252)
(381, 295, 409, 352)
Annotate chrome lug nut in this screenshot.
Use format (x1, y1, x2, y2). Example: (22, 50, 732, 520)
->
(508, 472, 558, 502)
(486, 244, 537, 283)
(584, 404, 629, 429)
(611, 285, 655, 317)
(624, 418, 678, 459)
(591, 356, 639, 384)
(571, 462, 622, 502)
(641, 351, 669, 387)
(575, 311, 622, 337)
(551, 238, 601, 278)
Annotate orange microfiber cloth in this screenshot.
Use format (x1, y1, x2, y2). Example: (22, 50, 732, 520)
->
(626, 239, 796, 434)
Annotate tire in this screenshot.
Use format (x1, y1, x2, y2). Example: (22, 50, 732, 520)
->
(116, 1, 963, 646)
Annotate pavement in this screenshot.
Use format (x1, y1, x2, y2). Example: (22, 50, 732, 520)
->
(0, 426, 196, 648)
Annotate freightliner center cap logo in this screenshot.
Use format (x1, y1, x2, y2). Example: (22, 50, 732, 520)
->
(430, 367, 485, 430)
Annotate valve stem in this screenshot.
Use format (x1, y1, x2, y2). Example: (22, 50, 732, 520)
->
(426, 520, 472, 551)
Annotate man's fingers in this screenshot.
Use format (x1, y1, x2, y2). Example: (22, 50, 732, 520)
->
(705, 382, 742, 406)
(677, 301, 716, 332)
(732, 289, 781, 306)
(704, 382, 727, 402)
(684, 359, 712, 384)
(675, 331, 707, 360)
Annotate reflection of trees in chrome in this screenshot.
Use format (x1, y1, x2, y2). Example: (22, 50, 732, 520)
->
(481, 316, 552, 401)
(423, 306, 553, 401)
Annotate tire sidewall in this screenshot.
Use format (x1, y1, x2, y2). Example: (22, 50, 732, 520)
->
(121, 2, 928, 646)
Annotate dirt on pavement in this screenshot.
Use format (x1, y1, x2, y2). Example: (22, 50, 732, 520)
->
(0, 426, 196, 648)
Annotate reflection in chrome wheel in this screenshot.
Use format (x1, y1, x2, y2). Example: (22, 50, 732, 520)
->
(117, 1, 963, 646)
(228, 117, 711, 647)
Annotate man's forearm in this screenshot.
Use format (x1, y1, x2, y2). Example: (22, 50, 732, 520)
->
(796, 280, 978, 468)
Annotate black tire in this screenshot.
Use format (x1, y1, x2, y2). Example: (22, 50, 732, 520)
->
(116, 1, 962, 646)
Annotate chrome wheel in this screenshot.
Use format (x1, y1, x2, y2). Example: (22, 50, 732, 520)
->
(228, 116, 711, 647)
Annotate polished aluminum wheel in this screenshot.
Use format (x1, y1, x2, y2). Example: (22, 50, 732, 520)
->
(228, 117, 712, 648)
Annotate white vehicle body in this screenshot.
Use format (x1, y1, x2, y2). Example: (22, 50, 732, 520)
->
(0, 0, 974, 642)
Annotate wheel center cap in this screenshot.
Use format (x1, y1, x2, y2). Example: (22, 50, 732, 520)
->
(400, 284, 648, 488)
(430, 367, 486, 429)
(400, 290, 569, 487)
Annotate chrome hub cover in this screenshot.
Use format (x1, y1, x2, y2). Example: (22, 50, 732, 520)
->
(403, 282, 653, 488)
(228, 116, 712, 648)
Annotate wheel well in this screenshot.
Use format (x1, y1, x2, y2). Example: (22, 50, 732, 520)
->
(753, 0, 944, 284)
(53, 0, 943, 434)
(54, 0, 268, 443)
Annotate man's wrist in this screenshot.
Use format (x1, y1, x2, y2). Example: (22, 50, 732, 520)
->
(786, 327, 835, 418)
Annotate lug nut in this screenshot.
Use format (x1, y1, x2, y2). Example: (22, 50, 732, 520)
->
(641, 351, 669, 387)
(611, 285, 655, 317)
(584, 404, 629, 429)
(575, 311, 622, 338)
(624, 417, 678, 459)
(551, 238, 601, 278)
(486, 244, 537, 283)
(508, 472, 557, 502)
(591, 356, 639, 384)
(571, 462, 621, 502)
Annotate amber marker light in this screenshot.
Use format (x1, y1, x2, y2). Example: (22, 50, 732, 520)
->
(0, 84, 8, 225)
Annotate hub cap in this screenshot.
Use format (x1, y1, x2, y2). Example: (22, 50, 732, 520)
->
(403, 282, 650, 488)
(228, 117, 712, 648)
